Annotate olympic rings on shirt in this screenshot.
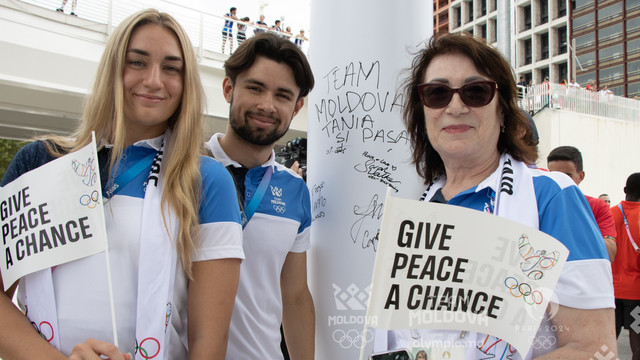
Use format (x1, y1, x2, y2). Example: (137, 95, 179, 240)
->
(531, 335, 557, 350)
(79, 190, 100, 209)
(332, 329, 374, 349)
(135, 337, 160, 359)
(273, 205, 286, 214)
(30, 320, 54, 342)
(504, 276, 543, 305)
(39, 321, 54, 342)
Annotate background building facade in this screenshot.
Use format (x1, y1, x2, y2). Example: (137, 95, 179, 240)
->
(445, 0, 639, 97)
(571, 0, 640, 97)
(448, 0, 569, 87)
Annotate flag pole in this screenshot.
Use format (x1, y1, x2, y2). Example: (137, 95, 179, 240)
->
(92, 132, 119, 347)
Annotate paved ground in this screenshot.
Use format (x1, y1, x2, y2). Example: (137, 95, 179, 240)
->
(618, 328, 632, 359)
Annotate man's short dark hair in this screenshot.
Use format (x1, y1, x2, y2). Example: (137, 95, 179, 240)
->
(224, 32, 314, 99)
(230, 7, 236, 12)
(625, 173, 640, 201)
(547, 146, 583, 172)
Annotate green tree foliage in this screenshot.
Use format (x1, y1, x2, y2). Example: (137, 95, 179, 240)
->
(0, 138, 28, 181)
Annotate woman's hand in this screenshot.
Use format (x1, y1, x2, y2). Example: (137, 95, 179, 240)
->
(68, 339, 131, 360)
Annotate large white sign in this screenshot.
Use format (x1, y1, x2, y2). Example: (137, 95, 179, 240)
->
(1, 140, 108, 289)
(365, 190, 569, 357)
(307, 1, 432, 358)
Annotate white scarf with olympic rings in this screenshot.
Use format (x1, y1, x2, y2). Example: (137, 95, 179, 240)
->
(21, 132, 177, 360)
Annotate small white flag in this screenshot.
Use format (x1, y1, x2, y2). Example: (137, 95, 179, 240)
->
(0, 138, 108, 290)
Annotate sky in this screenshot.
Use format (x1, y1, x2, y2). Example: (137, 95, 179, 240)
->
(198, 0, 311, 35)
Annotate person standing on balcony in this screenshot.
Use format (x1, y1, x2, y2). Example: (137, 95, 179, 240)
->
(272, 19, 283, 33)
(205, 32, 316, 360)
(55, 0, 77, 16)
(254, 14, 268, 34)
(222, 7, 238, 54)
(542, 76, 550, 107)
(284, 26, 293, 40)
(294, 29, 308, 49)
(0, 9, 243, 360)
(237, 16, 251, 46)
(599, 85, 614, 96)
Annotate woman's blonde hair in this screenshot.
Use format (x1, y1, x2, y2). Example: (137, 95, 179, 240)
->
(44, 9, 205, 277)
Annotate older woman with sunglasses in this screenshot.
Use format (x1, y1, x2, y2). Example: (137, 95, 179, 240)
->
(384, 33, 617, 359)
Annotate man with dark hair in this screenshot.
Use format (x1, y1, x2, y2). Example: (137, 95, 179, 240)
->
(547, 146, 617, 261)
(205, 33, 315, 360)
(222, 7, 238, 54)
(272, 19, 282, 32)
(611, 173, 640, 360)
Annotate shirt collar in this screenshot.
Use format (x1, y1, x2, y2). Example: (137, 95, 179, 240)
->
(104, 134, 164, 151)
(206, 133, 276, 169)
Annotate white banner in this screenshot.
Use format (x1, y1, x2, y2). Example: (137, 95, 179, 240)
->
(1, 139, 108, 289)
(307, 1, 432, 358)
(365, 190, 569, 356)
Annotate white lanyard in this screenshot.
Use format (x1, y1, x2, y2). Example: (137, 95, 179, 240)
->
(618, 204, 640, 254)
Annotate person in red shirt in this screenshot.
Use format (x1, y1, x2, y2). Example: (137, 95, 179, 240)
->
(611, 173, 640, 360)
(547, 146, 617, 261)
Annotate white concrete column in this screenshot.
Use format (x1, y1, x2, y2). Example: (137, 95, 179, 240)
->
(307, 1, 431, 358)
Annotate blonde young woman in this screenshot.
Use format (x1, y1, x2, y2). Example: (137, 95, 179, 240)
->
(0, 9, 243, 360)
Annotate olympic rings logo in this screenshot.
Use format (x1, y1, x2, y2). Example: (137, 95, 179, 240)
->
(332, 329, 374, 349)
(504, 277, 543, 305)
(273, 205, 286, 214)
(79, 190, 100, 209)
(531, 335, 557, 350)
(31, 320, 54, 342)
(135, 337, 160, 359)
(25, 306, 55, 343)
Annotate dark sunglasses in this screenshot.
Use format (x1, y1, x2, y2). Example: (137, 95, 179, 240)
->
(417, 80, 498, 109)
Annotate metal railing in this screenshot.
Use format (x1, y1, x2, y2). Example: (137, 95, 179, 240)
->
(17, 0, 309, 60)
(518, 83, 640, 122)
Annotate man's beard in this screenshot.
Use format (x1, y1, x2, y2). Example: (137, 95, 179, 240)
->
(229, 103, 290, 146)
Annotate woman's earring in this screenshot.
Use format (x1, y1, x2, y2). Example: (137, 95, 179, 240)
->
(500, 124, 505, 133)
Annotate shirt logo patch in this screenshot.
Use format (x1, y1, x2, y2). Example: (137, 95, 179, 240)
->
(270, 185, 283, 197)
(269, 185, 286, 214)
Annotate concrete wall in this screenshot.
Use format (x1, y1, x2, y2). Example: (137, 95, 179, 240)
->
(0, 0, 307, 144)
(535, 107, 640, 205)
